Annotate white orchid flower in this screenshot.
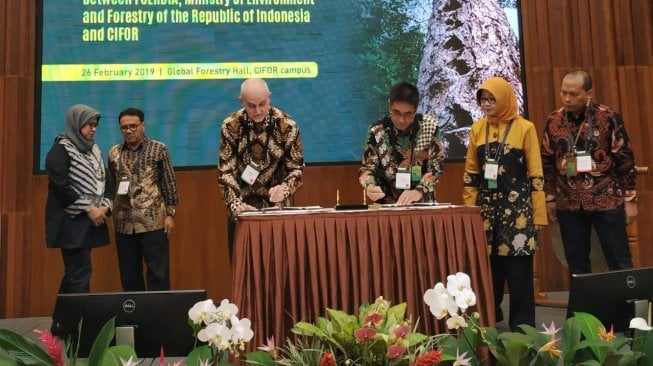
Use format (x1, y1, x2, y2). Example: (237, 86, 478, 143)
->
(188, 299, 218, 325)
(215, 299, 239, 323)
(230, 315, 254, 343)
(424, 284, 458, 319)
(446, 313, 468, 330)
(629, 317, 653, 331)
(198, 321, 231, 350)
(446, 272, 472, 298)
(454, 287, 476, 312)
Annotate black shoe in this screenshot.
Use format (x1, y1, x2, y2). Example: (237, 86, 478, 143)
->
(495, 308, 504, 323)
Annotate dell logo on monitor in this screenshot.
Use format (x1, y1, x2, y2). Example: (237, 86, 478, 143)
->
(122, 299, 136, 313)
(626, 275, 636, 289)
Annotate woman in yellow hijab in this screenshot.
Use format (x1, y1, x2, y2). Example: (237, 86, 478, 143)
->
(463, 77, 547, 331)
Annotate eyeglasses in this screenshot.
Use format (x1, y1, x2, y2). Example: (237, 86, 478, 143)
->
(85, 122, 99, 129)
(390, 109, 416, 120)
(119, 121, 143, 132)
(479, 97, 496, 105)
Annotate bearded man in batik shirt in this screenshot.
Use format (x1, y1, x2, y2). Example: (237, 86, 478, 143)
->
(359, 82, 444, 205)
(107, 107, 180, 292)
(218, 78, 304, 259)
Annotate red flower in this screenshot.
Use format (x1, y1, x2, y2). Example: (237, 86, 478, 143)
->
(354, 327, 377, 342)
(386, 344, 406, 359)
(411, 349, 443, 366)
(319, 352, 336, 366)
(392, 324, 411, 339)
(34, 330, 65, 366)
(364, 311, 384, 326)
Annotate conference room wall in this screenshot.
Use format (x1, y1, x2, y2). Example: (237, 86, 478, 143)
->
(2, 0, 652, 318)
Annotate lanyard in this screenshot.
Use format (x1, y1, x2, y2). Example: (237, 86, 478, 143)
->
(484, 120, 513, 161)
(565, 107, 593, 152)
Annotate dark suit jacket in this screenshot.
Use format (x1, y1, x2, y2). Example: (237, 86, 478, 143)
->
(45, 143, 109, 249)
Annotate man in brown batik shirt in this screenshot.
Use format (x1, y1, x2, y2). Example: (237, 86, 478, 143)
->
(218, 78, 304, 259)
(107, 107, 180, 291)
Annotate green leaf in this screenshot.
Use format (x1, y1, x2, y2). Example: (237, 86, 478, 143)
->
(636, 330, 653, 365)
(386, 303, 406, 323)
(405, 332, 427, 346)
(291, 322, 327, 338)
(499, 333, 534, 366)
(518, 324, 549, 346)
(315, 317, 333, 335)
(244, 350, 274, 366)
(0, 355, 18, 366)
(102, 345, 137, 366)
(0, 328, 55, 365)
(86, 317, 116, 366)
(574, 360, 602, 366)
(561, 316, 582, 364)
(326, 308, 357, 332)
(185, 345, 212, 366)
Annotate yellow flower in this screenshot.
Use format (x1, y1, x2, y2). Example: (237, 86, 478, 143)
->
(532, 177, 544, 191)
(497, 244, 510, 256)
(514, 213, 527, 229)
(538, 339, 562, 358)
(598, 325, 616, 342)
(527, 237, 536, 250)
(483, 219, 491, 231)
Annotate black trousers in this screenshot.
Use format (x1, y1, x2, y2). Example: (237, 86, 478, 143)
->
(557, 206, 632, 274)
(59, 247, 92, 293)
(491, 255, 535, 332)
(116, 229, 170, 291)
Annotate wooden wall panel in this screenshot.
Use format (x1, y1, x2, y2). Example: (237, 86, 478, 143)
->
(1, 0, 652, 316)
(1, 0, 36, 318)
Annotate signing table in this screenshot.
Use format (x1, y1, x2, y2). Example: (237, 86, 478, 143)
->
(231, 205, 495, 348)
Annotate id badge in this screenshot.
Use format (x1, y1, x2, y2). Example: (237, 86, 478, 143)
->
(566, 154, 577, 176)
(241, 162, 260, 185)
(117, 177, 130, 195)
(484, 160, 499, 180)
(395, 169, 411, 190)
(411, 164, 422, 182)
(576, 151, 592, 173)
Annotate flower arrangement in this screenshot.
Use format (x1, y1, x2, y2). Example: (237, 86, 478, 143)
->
(185, 298, 256, 365)
(0, 317, 138, 366)
(3, 273, 653, 366)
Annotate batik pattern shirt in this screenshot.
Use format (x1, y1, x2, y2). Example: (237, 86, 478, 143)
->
(107, 137, 180, 234)
(218, 107, 304, 218)
(359, 114, 444, 203)
(541, 103, 636, 211)
(463, 117, 546, 256)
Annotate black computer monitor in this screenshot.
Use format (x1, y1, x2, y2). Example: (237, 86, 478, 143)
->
(51, 290, 207, 357)
(567, 267, 653, 332)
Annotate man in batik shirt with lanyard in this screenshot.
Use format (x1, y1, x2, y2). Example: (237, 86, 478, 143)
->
(107, 107, 180, 291)
(359, 81, 444, 205)
(541, 69, 637, 275)
(218, 78, 304, 260)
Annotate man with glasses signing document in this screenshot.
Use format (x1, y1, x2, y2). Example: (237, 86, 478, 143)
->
(359, 82, 445, 205)
(107, 107, 180, 291)
(218, 78, 304, 260)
